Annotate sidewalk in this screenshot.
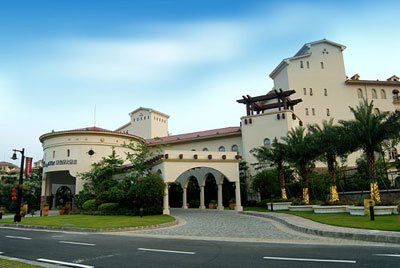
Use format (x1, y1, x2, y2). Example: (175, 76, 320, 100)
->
(240, 211, 400, 244)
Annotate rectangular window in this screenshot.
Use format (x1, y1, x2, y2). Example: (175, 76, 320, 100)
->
(327, 108, 330, 116)
(312, 108, 315, 116)
(53, 151, 55, 159)
(306, 61, 310, 69)
(321, 62, 324, 69)
(309, 88, 313, 96)
(67, 149, 70, 157)
(305, 108, 309, 116)
(300, 61, 304, 68)
(324, 88, 328, 96)
(303, 88, 307, 95)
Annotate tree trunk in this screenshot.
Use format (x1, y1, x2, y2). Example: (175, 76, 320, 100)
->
(327, 156, 339, 202)
(366, 150, 381, 202)
(300, 164, 309, 204)
(278, 163, 287, 200)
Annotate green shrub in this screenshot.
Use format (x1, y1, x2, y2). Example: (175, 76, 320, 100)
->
(190, 199, 200, 208)
(98, 203, 119, 215)
(82, 199, 97, 211)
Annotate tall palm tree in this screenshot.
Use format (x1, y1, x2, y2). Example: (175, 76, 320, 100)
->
(308, 119, 352, 202)
(340, 100, 400, 202)
(282, 127, 318, 204)
(251, 138, 288, 200)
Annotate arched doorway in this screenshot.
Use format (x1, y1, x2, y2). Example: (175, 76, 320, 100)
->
(169, 182, 183, 208)
(187, 176, 200, 208)
(55, 186, 73, 207)
(204, 174, 218, 208)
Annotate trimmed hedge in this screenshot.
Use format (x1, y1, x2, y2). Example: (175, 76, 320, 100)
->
(98, 203, 119, 215)
(82, 199, 97, 211)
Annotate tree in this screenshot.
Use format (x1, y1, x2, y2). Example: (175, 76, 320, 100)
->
(308, 119, 352, 202)
(340, 100, 400, 202)
(282, 127, 318, 204)
(251, 138, 289, 200)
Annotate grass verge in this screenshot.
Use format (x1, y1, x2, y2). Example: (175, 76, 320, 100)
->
(244, 207, 400, 231)
(0, 214, 175, 229)
(0, 258, 42, 268)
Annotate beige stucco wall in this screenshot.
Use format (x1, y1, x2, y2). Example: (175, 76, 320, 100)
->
(41, 132, 139, 194)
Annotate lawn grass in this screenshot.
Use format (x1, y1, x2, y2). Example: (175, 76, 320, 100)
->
(0, 214, 175, 229)
(0, 258, 42, 268)
(245, 208, 400, 232)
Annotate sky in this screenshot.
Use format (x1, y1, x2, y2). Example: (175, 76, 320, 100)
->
(1, 0, 400, 165)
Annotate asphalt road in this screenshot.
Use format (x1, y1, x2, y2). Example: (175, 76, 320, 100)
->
(1, 227, 400, 268)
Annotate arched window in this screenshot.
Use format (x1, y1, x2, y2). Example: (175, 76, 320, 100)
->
(264, 138, 271, 149)
(372, 88, 377, 99)
(303, 88, 307, 95)
(357, 88, 363, 99)
(389, 148, 398, 160)
(203, 148, 208, 152)
(326, 108, 330, 116)
(324, 88, 328, 96)
(53, 151, 55, 159)
(67, 149, 70, 157)
(381, 89, 387, 99)
(231, 144, 239, 152)
(374, 108, 380, 115)
(218, 146, 225, 152)
(305, 108, 309, 116)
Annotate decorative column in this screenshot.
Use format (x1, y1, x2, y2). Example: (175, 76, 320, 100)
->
(234, 181, 243, 211)
(217, 183, 224, 210)
(182, 186, 188, 209)
(200, 185, 206, 209)
(163, 183, 170, 215)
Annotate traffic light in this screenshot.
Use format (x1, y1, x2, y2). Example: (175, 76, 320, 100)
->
(12, 187, 17, 201)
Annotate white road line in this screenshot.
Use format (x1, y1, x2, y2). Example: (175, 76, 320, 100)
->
(37, 258, 94, 268)
(263, 256, 356, 264)
(0, 252, 3, 254)
(59, 241, 95, 246)
(5, 235, 32, 240)
(138, 248, 196, 255)
(374, 254, 400, 258)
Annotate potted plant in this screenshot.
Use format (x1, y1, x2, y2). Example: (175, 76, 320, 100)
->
(20, 207, 27, 217)
(229, 198, 236, 210)
(66, 201, 72, 212)
(43, 203, 49, 216)
(0, 206, 5, 215)
(208, 200, 217, 209)
(58, 205, 67, 215)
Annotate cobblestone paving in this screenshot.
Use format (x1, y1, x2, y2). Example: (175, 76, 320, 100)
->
(132, 209, 340, 242)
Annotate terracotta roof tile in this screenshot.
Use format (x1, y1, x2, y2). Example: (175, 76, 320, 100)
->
(146, 126, 241, 144)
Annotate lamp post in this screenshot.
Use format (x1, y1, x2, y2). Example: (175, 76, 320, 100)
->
(11, 148, 25, 223)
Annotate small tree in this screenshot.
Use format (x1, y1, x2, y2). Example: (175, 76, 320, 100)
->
(251, 138, 288, 200)
(282, 127, 318, 204)
(308, 119, 352, 202)
(340, 101, 400, 202)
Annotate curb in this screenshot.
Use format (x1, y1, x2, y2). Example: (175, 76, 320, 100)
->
(0, 218, 178, 233)
(240, 211, 400, 244)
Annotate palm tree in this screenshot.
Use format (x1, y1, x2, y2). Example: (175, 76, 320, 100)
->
(282, 127, 318, 204)
(340, 100, 400, 202)
(308, 119, 352, 202)
(251, 138, 288, 200)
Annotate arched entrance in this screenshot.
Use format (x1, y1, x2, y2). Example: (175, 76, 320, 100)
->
(42, 170, 76, 209)
(55, 186, 73, 207)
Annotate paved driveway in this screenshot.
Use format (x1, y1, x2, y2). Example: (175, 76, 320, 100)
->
(130, 209, 344, 243)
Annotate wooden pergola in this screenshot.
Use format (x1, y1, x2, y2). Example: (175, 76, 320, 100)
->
(237, 89, 302, 116)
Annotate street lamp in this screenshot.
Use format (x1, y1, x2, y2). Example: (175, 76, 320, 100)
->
(11, 148, 25, 223)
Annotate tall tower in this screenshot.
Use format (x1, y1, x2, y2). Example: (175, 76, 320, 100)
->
(116, 107, 169, 139)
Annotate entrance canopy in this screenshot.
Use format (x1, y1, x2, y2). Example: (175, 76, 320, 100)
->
(150, 150, 242, 214)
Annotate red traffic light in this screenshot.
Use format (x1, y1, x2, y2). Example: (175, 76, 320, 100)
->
(12, 188, 16, 192)
(12, 192, 17, 196)
(12, 196, 17, 201)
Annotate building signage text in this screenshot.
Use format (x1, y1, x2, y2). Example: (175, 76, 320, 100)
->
(44, 159, 78, 168)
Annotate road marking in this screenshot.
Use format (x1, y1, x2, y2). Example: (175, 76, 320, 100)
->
(263, 256, 356, 264)
(52, 235, 65, 238)
(374, 254, 400, 258)
(59, 241, 95, 246)
(5, 235, 32, 240)
(138, 248, 196, 255)
(37, 258, 94, 268)
(0, 252, 3, 254)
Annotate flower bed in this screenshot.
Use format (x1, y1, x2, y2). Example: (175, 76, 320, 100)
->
(267, 202, 292, 210)
(313, 205, 348, 214)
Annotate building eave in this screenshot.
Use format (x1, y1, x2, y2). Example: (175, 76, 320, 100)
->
(269, 53, 311, 79)
(129, 107, 170, 118)
(345, 80, 400, 86)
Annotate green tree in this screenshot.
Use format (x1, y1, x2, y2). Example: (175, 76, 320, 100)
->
(308, 119, 352, 202)
(251, 169, 281, 200)
(251, 138, 289, 199)
(282, 127, 318, 204)
(340, 100, 400, 202)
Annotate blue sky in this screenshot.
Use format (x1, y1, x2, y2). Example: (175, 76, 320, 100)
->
(1, 0, 400, 164)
